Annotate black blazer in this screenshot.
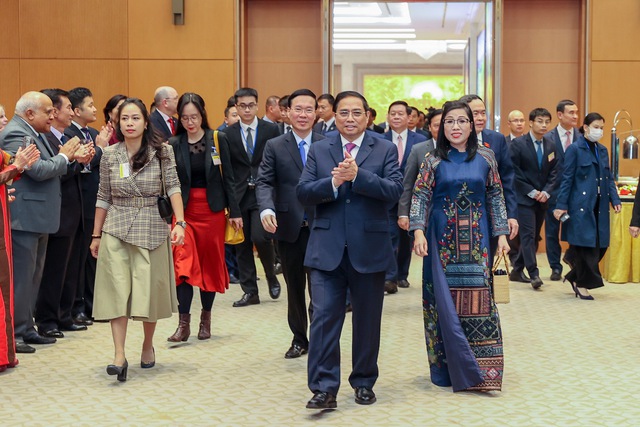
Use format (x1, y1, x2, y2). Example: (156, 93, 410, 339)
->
(168, 129, 240, 218)
(222, 119, 280, 211)
(64, 125, 101, 220)
(150, 110, 177, 141)
(312, 120, 336, 135)
(509, 133, 561, 207)
(256, 131, 323, 243)
(45, 132, 84, 236)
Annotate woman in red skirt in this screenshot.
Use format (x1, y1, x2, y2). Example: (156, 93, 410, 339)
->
(168, 93, 242, 341)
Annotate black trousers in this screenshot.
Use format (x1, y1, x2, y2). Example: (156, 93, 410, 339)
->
(235, 207, 276, 295)
(73, 216, 96, 317)
(513, 203, 546, 278)
(565, 245, 607, 289)
(278, 227, 312, 348)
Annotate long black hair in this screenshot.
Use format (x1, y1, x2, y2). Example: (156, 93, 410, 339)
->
(103, 94, 127, 124)
(175, 92, 211, 135)
(116, 98, 167, 171)
(579, 112, 605, 134)
(434, 100, 478, 161)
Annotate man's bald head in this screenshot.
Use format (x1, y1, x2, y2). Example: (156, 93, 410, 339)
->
(15, 91, 54, 133)
(507, 109, 526, 137)
(153, 86, 178, 116)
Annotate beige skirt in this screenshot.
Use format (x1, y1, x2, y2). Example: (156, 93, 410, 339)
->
(93, 233, 178, 322)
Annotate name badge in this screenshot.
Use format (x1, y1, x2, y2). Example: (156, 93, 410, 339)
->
(119, 163, 130, 178)
(548, 152, 555, 162)
(211, 147, 221, 165)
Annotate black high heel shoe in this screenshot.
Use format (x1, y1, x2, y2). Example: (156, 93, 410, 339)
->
(106, 359, 128, 382)
(141, 347, 155, 369)
(564, 277, 594, 300)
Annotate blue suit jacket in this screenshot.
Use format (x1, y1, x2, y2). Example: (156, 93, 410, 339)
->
(297, 132, 403, 273)
(382, 129, 427, 173)
(544, 127, 580, 206)
(481, 129, 518, 219)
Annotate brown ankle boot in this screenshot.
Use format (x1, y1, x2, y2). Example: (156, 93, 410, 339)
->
(197, 310, 211, 340)
(167, 313, 190, 342)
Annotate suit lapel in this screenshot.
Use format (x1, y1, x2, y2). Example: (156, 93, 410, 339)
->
(178, 134, 192, 184)
(284, 133, 304, 172)
(355, 134, 374, 166)
(230, 123, 251, 164)
(329, 136, 343, 167)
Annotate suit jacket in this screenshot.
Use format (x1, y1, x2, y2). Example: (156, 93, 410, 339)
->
(631, 175, 640, 227)
(45, 132, 84, 236)
(398, 138, 436, 217)
(544, 127, 580, 206)
(414, 128, 429, 139)
(277, 122, 293, 135)
(97, 143, 181, 250)
(150, 110, 177, 141)
(369, 124, 384, 134)
(382, 129, 427, 173)
(168, 129, 240, 217)
(555, 136, 621, 247)
(222, 119, 280, 211)
(297, 132, 403, 273)
(64, 125, 102, 220)
(256, 131, 324, 242)
(313, 120, 336, 135)
(481, 129, 518, 219)
(509, 134, 560, 207)
(0, 117, 68, 234)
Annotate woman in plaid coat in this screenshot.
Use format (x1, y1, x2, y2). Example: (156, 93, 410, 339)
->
(90, 98, 186, 382)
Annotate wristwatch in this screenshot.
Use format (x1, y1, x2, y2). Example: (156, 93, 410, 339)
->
(176, 220, 187, 229)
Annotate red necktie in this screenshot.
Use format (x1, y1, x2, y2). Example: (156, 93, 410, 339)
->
(168, 118, 176, 136)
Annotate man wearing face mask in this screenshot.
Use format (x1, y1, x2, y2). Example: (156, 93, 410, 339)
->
(544, 100, 580, 281)
(553, 112, 621, 300)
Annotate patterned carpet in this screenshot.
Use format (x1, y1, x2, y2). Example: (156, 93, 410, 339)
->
(2, 254, 639, 426)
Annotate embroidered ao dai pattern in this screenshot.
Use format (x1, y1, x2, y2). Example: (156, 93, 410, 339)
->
(410, 147, 509, 392)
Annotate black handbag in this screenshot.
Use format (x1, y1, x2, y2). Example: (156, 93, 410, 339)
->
(157, 156, 173, 220)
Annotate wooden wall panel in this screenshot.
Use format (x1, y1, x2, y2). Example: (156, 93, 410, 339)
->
(591, 0, 640, 61)
(19, 0, 128, 59)
(244, 0, 322, 116)
(0, 60, 22, 118)
(128, 60, 235, 116)
(0, 0, 20, 58)
(128, 0, 235, 60)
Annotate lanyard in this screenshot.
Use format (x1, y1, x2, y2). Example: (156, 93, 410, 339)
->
(240, 126, 258, 155)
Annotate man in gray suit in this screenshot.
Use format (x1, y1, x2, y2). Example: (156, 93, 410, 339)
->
(0, 91, 80, 353)
(397, 109, 441, 229)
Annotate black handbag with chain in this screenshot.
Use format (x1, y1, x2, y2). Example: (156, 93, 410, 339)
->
(157, 155, 173, 220)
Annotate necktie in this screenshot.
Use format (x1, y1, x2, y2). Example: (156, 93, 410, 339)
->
(245, 127, 254, 159)
(345, 142, 356, 156)
(397, 134, 404, 164)
(322, 122, 327, 135)
(168, 118, 176, 135)
(60, 134, 69, 144)
(564, 131, 571, 151)
(286, 125, 291, 133)
(535, 140, 543, 169)
(298, 140, 306, 166)
(81, 127, 92, 141)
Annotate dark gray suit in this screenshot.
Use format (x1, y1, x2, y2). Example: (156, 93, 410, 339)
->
(398, 138, 436, 218)
(0, 116, 68, 341)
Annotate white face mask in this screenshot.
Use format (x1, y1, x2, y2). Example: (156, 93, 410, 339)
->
(586, 127, 603, 142)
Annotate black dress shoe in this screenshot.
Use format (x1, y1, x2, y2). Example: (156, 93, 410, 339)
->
(306, 391, 337, 409)
(74, 312, 93, 326)
(509, 269, 531, 283)
(23, 334, 56, 345)
(397, 279, 410, 288)
(550, 269, 562, 281)
(228, 274, 240, 284)
(284, 344, 308, 359)
(531, 276, 544, 290)
(384, 280, 398, 294)
(268, 278, 281, 299)
(354, 387, 377, 405)
(60, 323, 88, 332)
(232, 293, 260, 307)
(40, 329, 64, 338)
(15, 342, 36, 354)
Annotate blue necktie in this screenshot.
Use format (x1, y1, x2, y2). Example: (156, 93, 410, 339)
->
(299, 140, 306, 166)
(81, 127, 92, 142)
(60, 134, 69, 144)
(535, 140, 543, 169)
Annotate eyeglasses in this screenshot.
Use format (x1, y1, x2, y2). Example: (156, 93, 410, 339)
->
(237, 103, 257, 111)
(180, 115, 201, 123)
(443, 118, 471, 127)
(337, 109, 364, 119)
(292, 107, 315, 115)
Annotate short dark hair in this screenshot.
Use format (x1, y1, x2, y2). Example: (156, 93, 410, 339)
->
(388, 100, 411, 114)
(103, 94, 127, 123)
(176, 92, 211, 134)
(318, 93, 335, 106)
(68, 87, 93, 110)
(226, 96, 236, 109)
(40, 88, 69, 109)
(426, 108, 443, 126)
(434, 100, 478, 162)
(529, 108, 552, 121)
(459, 94, 484, 105)
(278, 95, 289, 109)
(556, 99, 577, 113)
(288, 89, 317, 108)
(409, 106, 420, 115)
(369, 108, 377, 119)
(115, 98, 165, 171)
(579, 112, 605, 134)
(234, 87, 258, 104)
(265, 95, 280, 109)
(333, 91, 369, 113)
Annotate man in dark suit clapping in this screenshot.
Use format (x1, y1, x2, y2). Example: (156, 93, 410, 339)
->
(297, 91, 403, 409)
